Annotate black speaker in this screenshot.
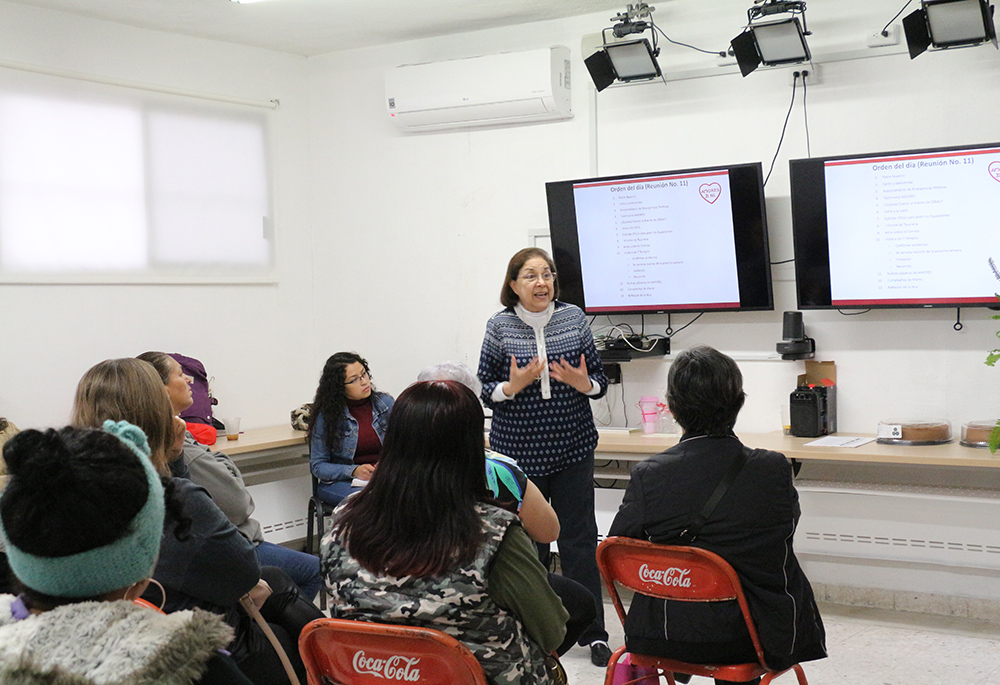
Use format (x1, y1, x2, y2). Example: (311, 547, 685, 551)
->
(790, 386, 829, 437)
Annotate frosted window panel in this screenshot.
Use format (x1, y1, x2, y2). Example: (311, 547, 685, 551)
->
(0, 95, 146, 270)
(147, 111, 270, 265)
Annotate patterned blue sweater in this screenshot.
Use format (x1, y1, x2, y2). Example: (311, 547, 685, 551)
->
(478, 301, 608, 477)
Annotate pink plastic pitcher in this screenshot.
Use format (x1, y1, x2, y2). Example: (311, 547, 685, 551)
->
(638, 396, 660, 434)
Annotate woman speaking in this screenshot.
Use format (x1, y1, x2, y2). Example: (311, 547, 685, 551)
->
(477, 247, 611, 666)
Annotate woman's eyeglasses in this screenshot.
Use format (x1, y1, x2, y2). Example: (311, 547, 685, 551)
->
(345, 370, 371, 386)
(518, 271, 556, 283)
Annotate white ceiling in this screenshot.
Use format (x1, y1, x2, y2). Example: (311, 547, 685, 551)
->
(7, 0, 627, 56)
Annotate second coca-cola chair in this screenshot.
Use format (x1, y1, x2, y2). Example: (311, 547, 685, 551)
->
(596, 536, 810, 685)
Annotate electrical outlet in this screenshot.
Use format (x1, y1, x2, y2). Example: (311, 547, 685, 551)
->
(716, 51, 738, 67)
(867, 24, 900, 48)
(789, 64, 820, 87)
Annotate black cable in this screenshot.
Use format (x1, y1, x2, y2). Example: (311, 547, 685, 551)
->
(640, 314, 645, 335)
(771, 258, 795, 265)
(613, 320, 635, 335)
(764, 74, 798, 187)
(803, 75, 811, 158)
(650, 20, 728, 57)
(837, 309, 872, 315)
(882, 0, 914, 36)
(667, 312, 705, 337)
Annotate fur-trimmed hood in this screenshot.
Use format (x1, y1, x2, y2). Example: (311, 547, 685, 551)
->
(0, 594, 234, 685)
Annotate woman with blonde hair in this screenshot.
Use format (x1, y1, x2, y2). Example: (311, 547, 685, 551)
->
(72, 358, 322, 685)
(72, 358, 180, 471)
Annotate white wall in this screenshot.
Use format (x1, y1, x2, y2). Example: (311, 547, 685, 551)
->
(304, 0, 1000, 436)
(2, 0, 999, 441)
(0, 2, 315, 429)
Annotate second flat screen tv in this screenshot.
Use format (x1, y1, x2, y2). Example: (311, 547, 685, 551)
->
(545, 163, 773, 315)
(790, 142, 1000, 309)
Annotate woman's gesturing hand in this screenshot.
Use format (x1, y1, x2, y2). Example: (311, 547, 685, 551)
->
(503, 355, 545, 397)
(549, 354, 594, 394)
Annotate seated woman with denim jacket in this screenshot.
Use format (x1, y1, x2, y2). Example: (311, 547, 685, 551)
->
(308, 352, 394, 506)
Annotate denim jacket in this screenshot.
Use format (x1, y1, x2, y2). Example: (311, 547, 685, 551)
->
(309, 391, 394, 483)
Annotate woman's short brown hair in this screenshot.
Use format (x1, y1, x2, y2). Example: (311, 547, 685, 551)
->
(499, 247, 559, 308)
(71, 358, 175, 475)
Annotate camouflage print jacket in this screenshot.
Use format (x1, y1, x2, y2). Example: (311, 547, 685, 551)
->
(322, 502, 551, 685)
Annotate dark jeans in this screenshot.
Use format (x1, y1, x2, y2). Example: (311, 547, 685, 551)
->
(316, 480, 362, 507)
(256, 541, 323, 602)
(548, 572, 597, 656)
(530, 453, 608, 646)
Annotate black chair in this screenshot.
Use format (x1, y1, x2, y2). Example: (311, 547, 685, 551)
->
(305, 475, 333, 556)
(303, 456, 334, 610)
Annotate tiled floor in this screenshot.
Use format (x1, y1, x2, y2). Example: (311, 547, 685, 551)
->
(560, 601, 1000, 684)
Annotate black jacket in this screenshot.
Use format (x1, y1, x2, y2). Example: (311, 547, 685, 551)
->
(608, 434, 827, 671)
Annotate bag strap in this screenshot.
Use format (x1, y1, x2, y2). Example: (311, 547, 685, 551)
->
(679, 445, 750, 543)
(238, 594, 301, 685)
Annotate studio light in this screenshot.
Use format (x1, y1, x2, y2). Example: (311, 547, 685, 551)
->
(585, 3, 663, 92)
(903, 0, 997, 59)
(730, 0, 811, 77)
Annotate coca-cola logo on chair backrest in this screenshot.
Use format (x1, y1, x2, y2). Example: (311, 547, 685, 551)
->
(637, 563, 692, 588)
(352, 651, 422, 681)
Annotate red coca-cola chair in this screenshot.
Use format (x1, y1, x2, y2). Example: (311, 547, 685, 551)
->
(298, 618, 487, 685)
(597, 537, 810, 685)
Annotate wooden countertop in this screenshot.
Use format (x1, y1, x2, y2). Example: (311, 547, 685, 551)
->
(596, 429, 1000, 468)
(201, 425, 1000, 470)
(209, 425, 307, 455)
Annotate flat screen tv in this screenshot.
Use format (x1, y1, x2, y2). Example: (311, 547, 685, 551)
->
(545, 163, 773, 315)
(790, 142, 1000, 309)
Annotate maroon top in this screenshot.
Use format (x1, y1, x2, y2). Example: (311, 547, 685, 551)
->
(348, 396, 382, 466)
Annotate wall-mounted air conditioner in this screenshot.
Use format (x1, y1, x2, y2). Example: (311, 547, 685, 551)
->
(385, 46, 572, 132)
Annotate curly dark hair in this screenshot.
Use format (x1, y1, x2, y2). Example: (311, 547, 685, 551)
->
(307, 352, 374, 456)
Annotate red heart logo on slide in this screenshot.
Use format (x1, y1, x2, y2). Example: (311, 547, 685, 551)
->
(699, 182, 721, 204)
(990, 161, 1000, 182)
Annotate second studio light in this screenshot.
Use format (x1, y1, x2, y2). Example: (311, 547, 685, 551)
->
(730, 1, 811, 77)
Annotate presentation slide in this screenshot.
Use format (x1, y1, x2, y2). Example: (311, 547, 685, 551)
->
(824, 147, 1000, 306)
(571, 170, 740, 311)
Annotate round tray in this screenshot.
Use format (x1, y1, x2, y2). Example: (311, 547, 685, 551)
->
(876, 437, 953, 446)
(959, 440, 991, 449)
